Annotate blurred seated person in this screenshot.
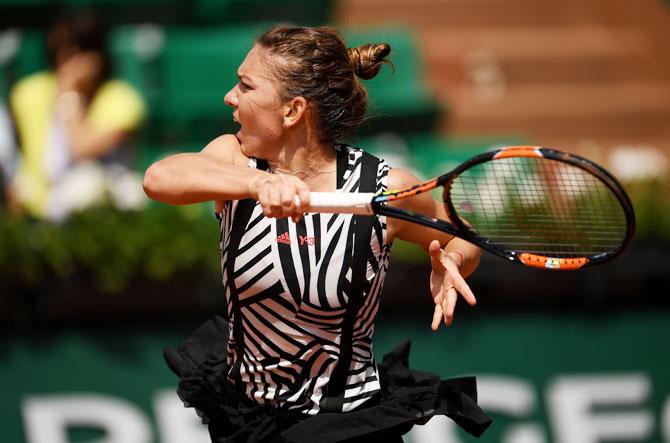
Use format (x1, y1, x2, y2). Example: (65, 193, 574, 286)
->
(0, 100, 19, 208)
(9, 11, 146, 220)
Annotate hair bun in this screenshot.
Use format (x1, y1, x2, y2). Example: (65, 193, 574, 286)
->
(348, 43, 392, 80)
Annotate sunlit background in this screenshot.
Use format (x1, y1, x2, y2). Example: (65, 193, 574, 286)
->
(1, 0, 669, 442)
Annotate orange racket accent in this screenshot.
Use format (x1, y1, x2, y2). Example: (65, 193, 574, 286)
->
(385, 178, 439, 201)
(518, 253, 589, 270)
(493, 146, 543, 160)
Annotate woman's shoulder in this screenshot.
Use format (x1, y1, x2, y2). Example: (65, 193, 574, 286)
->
(338, 142, 370, 154)
(95, 79, 146, 111)
(98, 78, 143, 99)
(337, 143, 388, 166)
(387, 166, 422, 190)
(10, 71, 56, 107)
(202, 134, 250, 167)
(89, 79, 147, 132)
(336, 143, 423, 191)
(12, 70, 55, 88)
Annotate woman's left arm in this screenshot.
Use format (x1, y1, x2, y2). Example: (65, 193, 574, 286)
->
(387, 168, 481, 330)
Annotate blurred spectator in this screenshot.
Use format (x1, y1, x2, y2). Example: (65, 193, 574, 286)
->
(0, 100, 18, 207)
(8, 11, 146, 220)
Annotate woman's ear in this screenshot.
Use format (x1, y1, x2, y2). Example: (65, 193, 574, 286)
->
(282, 96, 308, 128)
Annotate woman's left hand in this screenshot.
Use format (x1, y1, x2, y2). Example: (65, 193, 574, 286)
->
(428, 240, 477, 330)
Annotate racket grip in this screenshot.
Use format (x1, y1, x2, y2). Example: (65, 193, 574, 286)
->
(296, 192, 375, 215)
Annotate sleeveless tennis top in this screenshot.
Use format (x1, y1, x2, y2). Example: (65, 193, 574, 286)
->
(216, 145, 392, 415)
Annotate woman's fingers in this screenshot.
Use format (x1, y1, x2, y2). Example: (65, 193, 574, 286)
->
(431, 302, 443, 331)
(432, 286, 457, 330)
(292, 181, 310, 223)
(444, 286, 458, 326)
(280, 179, 297, 218)
(296, 180, 310, 212)
(256, 181, 272, 216)
(428, 240, 445, 273)
(451, 272, 477, 306)
(268, 186, 283, 216)
(430, 253, 478, 330)
(255, 173, 309, 221)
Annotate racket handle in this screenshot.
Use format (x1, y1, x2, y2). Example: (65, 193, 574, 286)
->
(296, 192, 375, 215)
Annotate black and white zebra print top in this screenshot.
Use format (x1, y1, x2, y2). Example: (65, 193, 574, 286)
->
(215, 144, 392, 415)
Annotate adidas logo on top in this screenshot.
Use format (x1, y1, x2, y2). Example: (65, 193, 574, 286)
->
(276, 232, 292, 244)
(276, 232, 316, 246)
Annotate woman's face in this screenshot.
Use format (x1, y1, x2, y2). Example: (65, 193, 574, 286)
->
(56, 46, 104, 94)
(224, 45, 287, 159)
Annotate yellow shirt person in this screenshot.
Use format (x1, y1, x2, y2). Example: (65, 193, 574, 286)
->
(10, 71, 145, 219)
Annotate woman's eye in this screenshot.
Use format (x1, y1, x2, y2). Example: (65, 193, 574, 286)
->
(240, 82, 251, 91)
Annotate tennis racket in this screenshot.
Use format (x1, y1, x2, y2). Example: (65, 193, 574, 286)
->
(307, 146, 635, 270)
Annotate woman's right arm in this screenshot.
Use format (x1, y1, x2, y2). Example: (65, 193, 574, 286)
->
(143, 134, 263, 205)
(143, 134, 310, 222)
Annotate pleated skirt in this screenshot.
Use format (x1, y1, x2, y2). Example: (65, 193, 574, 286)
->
(163, 316, 492, 443)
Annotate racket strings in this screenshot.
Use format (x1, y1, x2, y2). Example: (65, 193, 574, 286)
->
(448, 157, 627, 258)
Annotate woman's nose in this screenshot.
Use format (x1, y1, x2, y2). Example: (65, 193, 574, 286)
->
(224, 86, 237, 108)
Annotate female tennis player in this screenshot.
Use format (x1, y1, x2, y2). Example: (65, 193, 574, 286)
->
(143, 24, 491, 442)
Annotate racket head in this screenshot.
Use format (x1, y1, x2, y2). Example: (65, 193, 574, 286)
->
(443, 146, 635, 270)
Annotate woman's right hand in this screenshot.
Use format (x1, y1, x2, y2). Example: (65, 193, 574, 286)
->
(248, 172, 311, 223)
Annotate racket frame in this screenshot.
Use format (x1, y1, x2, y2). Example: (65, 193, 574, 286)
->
(371, 146, 636, 270)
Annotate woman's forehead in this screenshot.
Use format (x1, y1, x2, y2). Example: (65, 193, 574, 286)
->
(238, 45, 276, 82)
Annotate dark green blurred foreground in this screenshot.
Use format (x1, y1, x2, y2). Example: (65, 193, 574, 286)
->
(1, 312, 669, 443)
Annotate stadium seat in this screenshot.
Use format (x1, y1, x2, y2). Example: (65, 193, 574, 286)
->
(0, 0, 333, 27)
(112, 25, 265, 145)
(405, 133, 530, 178)
(0, 29, 47, 91)
(345, 26, 443, 136)
(193, 0, 333, 25)
(110, 24, 444, 146)
(360, 133, 529, 179)
(0, 0, 186, 28)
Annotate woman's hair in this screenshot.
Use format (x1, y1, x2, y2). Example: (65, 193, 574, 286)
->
(47, 10, 111, 79)
(256, 25, 392, 145)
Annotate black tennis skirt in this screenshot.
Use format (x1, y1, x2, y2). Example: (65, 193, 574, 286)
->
(163, 317, 491, 443)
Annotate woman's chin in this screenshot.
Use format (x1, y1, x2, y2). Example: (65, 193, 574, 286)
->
(238, 138, 255, 157)
(236, 133, 269, 159)
(235, 132, 247, 150)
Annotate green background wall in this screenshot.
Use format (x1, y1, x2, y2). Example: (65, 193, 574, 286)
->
(3, 311, 669, 443)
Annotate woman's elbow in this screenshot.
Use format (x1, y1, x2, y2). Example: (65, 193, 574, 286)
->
(143, 163, 170, 201)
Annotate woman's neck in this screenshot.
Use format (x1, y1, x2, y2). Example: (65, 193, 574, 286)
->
(268, 134, 338, 190)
